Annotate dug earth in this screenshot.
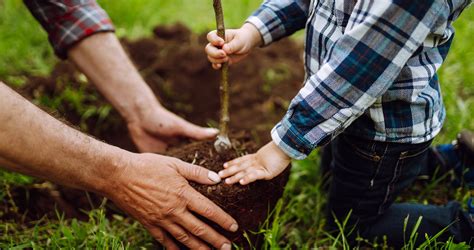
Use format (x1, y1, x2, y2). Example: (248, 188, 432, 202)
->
(168, 133, 290, 247)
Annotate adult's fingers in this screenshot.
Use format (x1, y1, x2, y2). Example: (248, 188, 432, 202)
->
(174, 160, 222, 185)
(164, 224, 209, 250)
(177, 211, 231, 249)
(186, 189, 239, 233)
(128, 125, 168, 153)
(146, 226, 179, 250)
(172, 114, 219, 140)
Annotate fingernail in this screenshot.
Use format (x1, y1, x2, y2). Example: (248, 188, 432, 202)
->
(230, 223, 239, 232)
(223, 163, 228, 167)
(208, 171, 221, 183)
(218, 171, 224, 177)
(221, 243, 231, 250)
(205, 128, 219, 135)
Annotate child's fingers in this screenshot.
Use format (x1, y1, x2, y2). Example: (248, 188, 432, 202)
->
(239, 169, 267, 185)
(218, 161, 250, 178)
(206, 31, 225, 46)
(223, 155, 250, 168)
(224, 171, 246, 185)
(205, 43, 227, 58)
(207, 55, 228, 65)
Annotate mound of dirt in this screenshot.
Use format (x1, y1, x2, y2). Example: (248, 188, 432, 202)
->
(168, 132, 290, 247)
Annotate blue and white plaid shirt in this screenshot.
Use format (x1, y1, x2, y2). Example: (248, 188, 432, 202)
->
(247, 0, 472, 160)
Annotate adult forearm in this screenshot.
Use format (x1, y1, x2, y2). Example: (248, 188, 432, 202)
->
(68, 32, 158, 124)
(67, 32, 220, 153)
(0, 82, 238, 248)
(0, 82, 125, 194)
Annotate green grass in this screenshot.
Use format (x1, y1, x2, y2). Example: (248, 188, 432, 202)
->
(0, 0, 473, 249)
(1, 204, 154, 249)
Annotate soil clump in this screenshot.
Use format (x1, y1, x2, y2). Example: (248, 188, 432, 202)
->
(168, 132, 290, 247)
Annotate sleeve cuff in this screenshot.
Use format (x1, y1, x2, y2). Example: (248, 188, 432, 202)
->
(54, 28, 115, 60)
(51, 4, 115, 59)
(25, 0, 115, 59)
(245, 16, 274, 46)
(245, 7, 286, 46)
(271, 119, 313, 160)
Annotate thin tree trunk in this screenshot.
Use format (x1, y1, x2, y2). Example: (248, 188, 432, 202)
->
(213, 0, 229, 137)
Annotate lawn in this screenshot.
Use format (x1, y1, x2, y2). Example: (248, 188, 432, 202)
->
(0, 0, 473, 249)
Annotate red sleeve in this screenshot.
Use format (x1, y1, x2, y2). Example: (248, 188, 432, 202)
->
(24, 0, 115, 59)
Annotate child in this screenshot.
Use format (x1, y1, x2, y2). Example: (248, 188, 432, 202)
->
(205, 0, 473, 246)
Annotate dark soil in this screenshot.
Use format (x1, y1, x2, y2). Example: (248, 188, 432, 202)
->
(1, 23, 304, 246)
(168, 132, 290, 247)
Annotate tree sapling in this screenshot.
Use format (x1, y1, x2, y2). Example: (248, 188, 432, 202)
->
(212, 0, 232, 154)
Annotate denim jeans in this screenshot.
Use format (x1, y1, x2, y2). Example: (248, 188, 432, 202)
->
(321, 133, 473, 247)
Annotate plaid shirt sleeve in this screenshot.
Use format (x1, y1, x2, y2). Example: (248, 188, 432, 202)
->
(252, 1, 446, 160)
(24, 0, 115, 59)
(246, 0, 310, 46)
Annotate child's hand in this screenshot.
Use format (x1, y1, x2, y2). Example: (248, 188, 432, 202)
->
(218, 142, 291, 185)
(205, 23, 262, 70)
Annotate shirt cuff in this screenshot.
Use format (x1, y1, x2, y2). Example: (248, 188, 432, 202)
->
(53, 4, 114, 59)
(26, 1, 115, 59)
(245, 16, 273, 46)
(245, 7, 286, 46)
(271, 118, 313, 160)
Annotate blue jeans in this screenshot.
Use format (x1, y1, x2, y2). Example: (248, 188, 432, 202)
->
(321, 133, 473, 247)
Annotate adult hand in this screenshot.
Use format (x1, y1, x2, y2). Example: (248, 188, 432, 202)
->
(68, 33, 218, 154)
(127, 104, 219, 153)
(0, 82, 234, 249)
(107, 153, 238, 250)
(205, 23, 262, 70)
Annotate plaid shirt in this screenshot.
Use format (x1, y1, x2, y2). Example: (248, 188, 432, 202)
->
(24, 0, 114, 59)
(247, 0, 472, 160)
